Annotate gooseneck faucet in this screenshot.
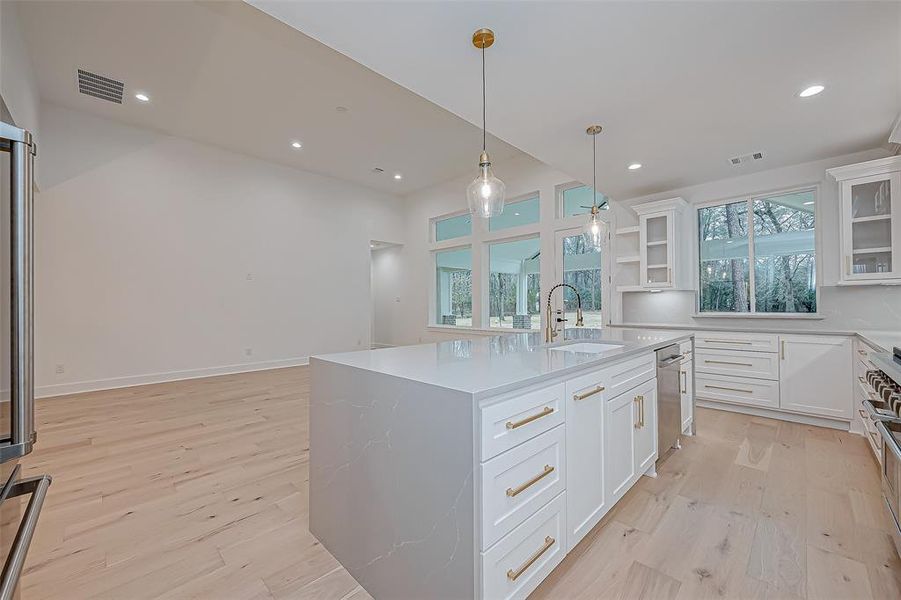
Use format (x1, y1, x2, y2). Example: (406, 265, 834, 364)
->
(545, 283, 584, 343)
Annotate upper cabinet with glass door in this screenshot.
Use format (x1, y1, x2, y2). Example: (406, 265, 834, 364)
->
(632, 197, 689, 290)
(828, 156, 901, 284)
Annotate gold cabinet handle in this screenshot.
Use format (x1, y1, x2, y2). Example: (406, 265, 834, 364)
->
(859, 409, 867, 419)
(506, 465, 554, 497)
(506, 407, 554, 430)
(780, 340, 785, 360)
(633, 396, 641, 428)
(641, 395, 645, 427)
(680, 370, 687, 394)
(507, 536, 555, 581)
(703, 339, 753, 345)
(858, 349, 868, 356)
(703, 359, 753, 367)
(574, 385, 605, 401)
(859, 376, 866, 384)
(704, 384, 753, 394)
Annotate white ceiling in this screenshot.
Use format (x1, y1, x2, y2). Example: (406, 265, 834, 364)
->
(250, 0, 901, 201)
(14, 0, 524, 195)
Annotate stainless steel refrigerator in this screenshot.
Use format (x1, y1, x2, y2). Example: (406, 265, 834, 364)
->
(0, 119, 51, 599)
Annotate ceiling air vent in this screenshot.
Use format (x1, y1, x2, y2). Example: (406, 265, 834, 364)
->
(728, 151, 765, 167)
(77, 69, 124, 104)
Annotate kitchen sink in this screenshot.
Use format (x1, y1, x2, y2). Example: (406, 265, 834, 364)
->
(550, 342, 624, 354)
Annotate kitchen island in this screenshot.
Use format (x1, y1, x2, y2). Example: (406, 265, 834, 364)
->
(309, 328, 693, 600)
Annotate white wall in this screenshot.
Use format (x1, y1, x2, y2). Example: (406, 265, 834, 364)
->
(0, 1, 40, 146)
(35, 104, 404, 396)
(618, 147, 901, 331)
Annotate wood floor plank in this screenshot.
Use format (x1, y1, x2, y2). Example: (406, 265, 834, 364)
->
(15, 367, 898, 599)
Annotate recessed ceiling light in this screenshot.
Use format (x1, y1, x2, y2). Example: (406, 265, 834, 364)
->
(134, 93, 150, 102)
(799, 85, 824, 98)
(291, 141, 302, 149)
(628, 163, 642, 170)
(393, 173, 403, 180)
(804, 201, 815, 205)
(514, 212, 521, 216)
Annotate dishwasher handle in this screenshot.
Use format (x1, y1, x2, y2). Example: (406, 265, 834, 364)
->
(657, 356, 682, 368)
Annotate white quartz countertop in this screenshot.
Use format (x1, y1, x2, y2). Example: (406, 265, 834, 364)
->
(312, 328, 692, 399)
(611, 323, 901, 354)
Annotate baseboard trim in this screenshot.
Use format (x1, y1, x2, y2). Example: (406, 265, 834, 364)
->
(697, 398, 851, 431)
(35, 356, 310, 399)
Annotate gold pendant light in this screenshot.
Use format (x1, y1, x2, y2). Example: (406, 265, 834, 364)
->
(466, 28, 505, 218)
(582, 125, 604, 249)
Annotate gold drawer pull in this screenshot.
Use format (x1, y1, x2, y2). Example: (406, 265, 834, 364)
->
(858, 376, 866, 384)
(869, 431, 881, 447)
(506, 407, 554, 430)
(574, 385, 605, 401)
(858, 349, 868, 356)
(703, 339, 753, 345)
(506, 536, 555, 581)
(506, 465, 554, 497)
(859, 409, 867, 419)
(704, 359, 753, 367)
(680, 370, 687, 394)
(704, 384, 753, 394)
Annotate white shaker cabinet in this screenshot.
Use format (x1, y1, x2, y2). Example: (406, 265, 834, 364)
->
(779, 335, 852, 419)
(632, 378, 658, 475)
(828, 156, 901, 284)
(604, 391, 636, 505)
(633, 197, 689, 290)
(564, 374, 607, 548)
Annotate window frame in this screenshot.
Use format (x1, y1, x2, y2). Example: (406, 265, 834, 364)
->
(695, 185, 820, 317)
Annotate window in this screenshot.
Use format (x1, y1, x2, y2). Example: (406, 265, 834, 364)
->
(489, 194, 539, 231)
(488, 237, 540, 329)
(560, 233, 604, 327)
(698, 189, 816, 314)
(434, 213, 472, 242)
(559, 183, 608, 217)
(435, 247, 472, 326)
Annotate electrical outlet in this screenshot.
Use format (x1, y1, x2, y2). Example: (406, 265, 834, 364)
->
(55, 364, 65, 375)
(244, 348, 253, 357)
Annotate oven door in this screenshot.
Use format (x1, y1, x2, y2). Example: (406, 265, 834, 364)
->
(877, 421, 901, 556)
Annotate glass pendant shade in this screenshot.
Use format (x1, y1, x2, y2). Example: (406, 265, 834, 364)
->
(466, 154, 506, 218)
(582, 206, 604, 250)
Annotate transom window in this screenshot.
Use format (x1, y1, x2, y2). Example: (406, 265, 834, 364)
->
(699, 189, 816, 314)
(558, 183, 609, 218)
(434, 213, 472, 242)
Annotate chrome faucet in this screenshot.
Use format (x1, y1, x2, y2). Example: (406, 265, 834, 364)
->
(545, 283, 584, 343)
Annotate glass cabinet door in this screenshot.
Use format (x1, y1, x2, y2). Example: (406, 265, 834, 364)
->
(843, 173, 901, 280)
(641, 212, 673, 287)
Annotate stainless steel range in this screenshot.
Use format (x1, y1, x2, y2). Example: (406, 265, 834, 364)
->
(863, 351, 901, 558)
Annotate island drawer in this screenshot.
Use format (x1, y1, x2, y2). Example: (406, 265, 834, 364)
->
(696, 373, 779, 409)
(481, 383, 565, 461)
(695, 348, 779, 381)
(481, 425, 565, 549)
(563, 353, 655, 405)
(695, 332, 779, 353)
(481, 493, 566, 600)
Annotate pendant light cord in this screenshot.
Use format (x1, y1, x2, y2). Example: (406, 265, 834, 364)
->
(592, 132, 597, 209)
(481, 44, 487, 152)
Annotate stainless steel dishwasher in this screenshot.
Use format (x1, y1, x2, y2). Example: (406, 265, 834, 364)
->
(656, 345, 682, 462)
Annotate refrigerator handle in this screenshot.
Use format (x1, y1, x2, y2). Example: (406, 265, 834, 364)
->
(0, 122, 37, 463)
(0, 472, 51, 600)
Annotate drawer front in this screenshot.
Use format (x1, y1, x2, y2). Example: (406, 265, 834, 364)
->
(562, 354, 655, 408)
(481, 426, 566, 549)
(481, 493, 566, 600)
(695, 332, 779, 353)
(695, 349, 779, 381)
(855, 339, 877, 371)
(481, 383, 565, 461)
(696, 373, 780, 409)
(601, 354, 656, 399)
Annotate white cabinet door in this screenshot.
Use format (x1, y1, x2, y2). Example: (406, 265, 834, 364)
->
(565, 380, 606, 548)
(632, 380, 657, 475)
(681, 359, 693, 433)
(639, 211, 674, 288)
(840, 172, 901, 283)
(604, 392, 636, 504)
(779, 335, 852, 419)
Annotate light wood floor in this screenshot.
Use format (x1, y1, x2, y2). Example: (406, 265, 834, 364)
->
(18, 367, 901, 599)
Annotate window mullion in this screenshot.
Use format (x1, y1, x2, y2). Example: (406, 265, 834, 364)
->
(748, 196, 757, 313)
